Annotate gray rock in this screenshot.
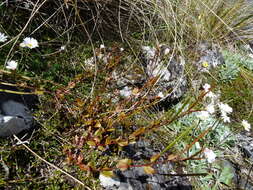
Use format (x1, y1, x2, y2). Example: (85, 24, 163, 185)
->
(101, 140, 192, 190)
(0, 115, 30, 137)
(85, 45, 188, 107)
(140, 45, 188, 105)
(0, 84, 37, 137)
(113, 164, 192, 190)
(237, 134, 253, 160)
(195, 42, 225, 72)
(84, 46, 145, 99)
(229, 133, 253, 190)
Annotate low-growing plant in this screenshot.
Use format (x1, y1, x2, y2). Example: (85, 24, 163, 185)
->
(1, 0, 253, 189)
(219, 49, 253, 81)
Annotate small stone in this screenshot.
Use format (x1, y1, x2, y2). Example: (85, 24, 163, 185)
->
(140, 45, 188, 108)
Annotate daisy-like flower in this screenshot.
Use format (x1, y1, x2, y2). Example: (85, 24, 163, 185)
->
(206, 104, 215, 114)
(218, 102, 232, 123)
(6, 60, 18, 70)
(197, 111, 210, 120)
(203, 148, 216, 163)
(99, 173, 120, 188)
(221, 113, 230, 123)
(206, 91, 216, 99)
(20, 37, 38, 49)
(203, 83, 211, 93)
(242, 120, 251, 131)
(0, 32, 8, 42)
(218, 102, 233, 114)
(202, 61, 209, 68)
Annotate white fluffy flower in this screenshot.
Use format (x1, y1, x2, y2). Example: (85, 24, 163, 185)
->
(221, 113, 230, 123)
(197, 111, 210, 120)
(203, 148, 216, 163)
(0, 32, 8, 42)
(60, 45, 66, 51)
(20, 37, 39, 49)
(218, 102, 233, 114)
(218, 102, 233, 123)
(242, 120, 251, 131)
(99, 174, 120, 188)
(206, 104, 215, 114)
(158, 92, 165, 98)
(203, 84, 217, 100)
(119, 86, 132, 97)
(6, 60, 18, 70)
(100, 44, 105, 49)
(205, 91, 216, 99)
(203, 83, 211, 92)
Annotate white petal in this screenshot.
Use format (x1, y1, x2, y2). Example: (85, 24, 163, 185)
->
(218, 102, 233, 114)
(0, 32, 8, 43)
(204, 148, 216, 163)
(221, 113, 230, 123)
(242, 120, 251, 131)
(6, 60, 18, 70)
(197, 111, 210, 120)
(20, 37, 38, 49)
(203, 83, 211, 92)
(206, 104, 215, 114)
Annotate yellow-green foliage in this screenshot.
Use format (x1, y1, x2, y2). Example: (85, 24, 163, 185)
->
(153, 0, 253, 44)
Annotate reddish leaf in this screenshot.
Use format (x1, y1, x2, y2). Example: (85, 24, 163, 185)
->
(77, 154, 84, 164)
(79, 164, 91, 171)
(78, 136, 85, 148)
